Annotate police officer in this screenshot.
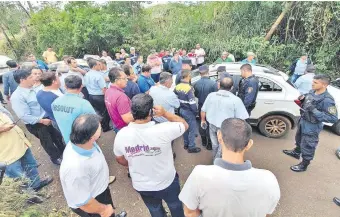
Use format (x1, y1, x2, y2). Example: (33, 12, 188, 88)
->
(174, 70, 201, 153)
(283, 74, 338, 172)
(238, 64, 259, 115)
(193, 65, 217, 150)
(201, 77, 249, 160)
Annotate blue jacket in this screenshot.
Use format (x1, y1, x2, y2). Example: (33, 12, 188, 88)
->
(238, 75, 259, 110)
(169, 58, 182, 75)
(174, 81, 197, 115)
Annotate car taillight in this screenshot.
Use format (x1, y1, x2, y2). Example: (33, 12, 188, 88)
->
(294, 99, 302, 107)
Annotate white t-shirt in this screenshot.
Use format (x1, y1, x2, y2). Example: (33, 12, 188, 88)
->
(179, 159, 280, 217)
(100, 56, 113, 62)
(60, 142, 109, 208)
(195, 48, 206, 64)
(114, 121, 185, 191)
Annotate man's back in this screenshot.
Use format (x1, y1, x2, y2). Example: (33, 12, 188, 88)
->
(295, 73, 314, 94)
(179, 162, 280, 217)
(193, 77, 216, 106)
(52, 93, 95, 143)
(3, 70, 18, 96)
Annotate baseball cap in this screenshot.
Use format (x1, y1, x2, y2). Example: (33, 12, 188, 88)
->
(198, 65, 209, 73)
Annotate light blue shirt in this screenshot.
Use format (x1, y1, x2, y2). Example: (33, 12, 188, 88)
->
(52, 93, 96, 144)
(101, 70, 110, 88)
(10, 86, 46, 124)
(201, 90, 249, 127)
(84, 70, 106, 95)
(295, 73, 315, 94)
(294, 59, 307, 75)
(3, 69, 18, 96)
(149, 85, 180, 123)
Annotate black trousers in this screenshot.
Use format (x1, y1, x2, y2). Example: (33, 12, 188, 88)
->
(82, 87, 90, 101)
(72, 187, 115, 217)
(0, 90, 4, 101)
(88, 95, 111, 131)
(26, 123, 65, 160)
(295, 120, 319, 161)
(198, 105, 211, 145)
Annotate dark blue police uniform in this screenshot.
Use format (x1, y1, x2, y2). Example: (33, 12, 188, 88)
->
(193, 76, 217, 149)
(237, 75, 259, 115)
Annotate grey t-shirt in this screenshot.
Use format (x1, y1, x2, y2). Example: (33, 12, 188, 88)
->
(179, 159, 280, 217)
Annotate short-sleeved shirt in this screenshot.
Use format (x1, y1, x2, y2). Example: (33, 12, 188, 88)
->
(60, 142, 109, 209)
(202, 90, 249, 127)
(295, 73, 314, 94)
(193, 77, 217, 107)
(123, 79, 140, 99)
(36, 90, 61, 121)
(84, 70, 106, 95)
(52, 93, 96, 144)
(42, 50, 57, 63)
(105, 85, 131, 130)
(114, 121, 185, 191)
(179, 159, 280, 217)
(137, 74, 155, 93)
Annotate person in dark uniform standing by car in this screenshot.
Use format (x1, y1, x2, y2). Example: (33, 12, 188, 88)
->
(193, 65, 217, 150)
(238, 64, 259, 116)
(283, 74, 338, 172)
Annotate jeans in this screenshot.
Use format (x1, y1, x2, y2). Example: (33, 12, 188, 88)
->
(180, 109, 197, 149)
(71, 187, 115, 217)
(26, 123, 65, 160)
(88, 95, 111, 131)
(5, 148, 41, 189)
(137, 174, 184, 217)
(209, 124, 222, 160)
(290, 74, 302, 83)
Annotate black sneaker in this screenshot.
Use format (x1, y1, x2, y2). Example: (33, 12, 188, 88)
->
(27, 195, 44, 204)
(335, 150, 340, 160)
(188, 147, 201, 153)
(51, 158, 62, 165)
(184, 145, 188, 150)
(33, 177, 53, 191)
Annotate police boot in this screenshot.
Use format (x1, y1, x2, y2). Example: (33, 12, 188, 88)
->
(283, 148, 301, 160)
(201, 136, 207, 147)
(290, 160, 310, 172)
(206, 139, 212, 150)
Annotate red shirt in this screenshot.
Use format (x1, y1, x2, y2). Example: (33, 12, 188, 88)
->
(105, 85, 131, 130)
(158, 52, 165, 58)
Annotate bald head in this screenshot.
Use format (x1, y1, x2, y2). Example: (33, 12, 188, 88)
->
(219, 77, 233, 91)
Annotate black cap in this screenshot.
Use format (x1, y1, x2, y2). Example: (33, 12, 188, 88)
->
(198, 65, 209, 73)
(182, 59, 192, 65)
(220, 71, 231, 79)
(217, 66, 226, 72)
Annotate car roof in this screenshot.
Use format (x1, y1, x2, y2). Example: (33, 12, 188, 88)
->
(209, 62, 282, 76)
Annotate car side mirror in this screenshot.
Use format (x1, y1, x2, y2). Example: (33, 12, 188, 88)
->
(0, 162, 6, 185)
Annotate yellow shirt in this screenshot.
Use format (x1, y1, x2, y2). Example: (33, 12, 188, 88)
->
(42, 50, 57, 63)
(0, 113, 31, 165)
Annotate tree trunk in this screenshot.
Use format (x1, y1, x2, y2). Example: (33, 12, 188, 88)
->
(0, 24, 18, 58)
(264, 2, 295, 41)
(17, 2, 31, 18)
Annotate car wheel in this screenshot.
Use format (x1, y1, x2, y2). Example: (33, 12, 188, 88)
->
(258, 115, 292, 138)
(332, 120, 340, 136)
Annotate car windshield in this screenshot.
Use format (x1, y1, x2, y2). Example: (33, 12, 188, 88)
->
(331, 80, 340, 90)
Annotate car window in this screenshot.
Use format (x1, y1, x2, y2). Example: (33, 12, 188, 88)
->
(257, 77, 282, 92)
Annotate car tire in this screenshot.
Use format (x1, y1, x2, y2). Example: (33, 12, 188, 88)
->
(332, 120, 340, 136)
(258, 115, 292, 138)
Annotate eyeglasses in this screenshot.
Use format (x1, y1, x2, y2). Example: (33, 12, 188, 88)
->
(116, 77, 128, 81)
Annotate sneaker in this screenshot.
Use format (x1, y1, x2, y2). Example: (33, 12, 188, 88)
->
(116, 211, 127, 217)
(188, 147, 201, 153)
(51, 158, 62, 165)
(1, 100, 7, 105)
(27, 195, 44, 204)
(335, 150, 340, 160)
(184, 145, 188, 150)
(109, 176, 116, 185)
(33, 177, 54, 191)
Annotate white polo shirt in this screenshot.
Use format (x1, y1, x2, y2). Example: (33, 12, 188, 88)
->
(114, 121, 185, 191)
(179, 159, 280, 217)
(60, 142, 109, 208)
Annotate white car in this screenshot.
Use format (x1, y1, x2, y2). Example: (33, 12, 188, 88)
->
(191, 63, 301, 138)
(0, 55, 12, 79)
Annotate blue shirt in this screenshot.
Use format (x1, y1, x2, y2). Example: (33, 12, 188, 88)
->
(169, 58, 182, 75)
(52, 93, 96, 144)
(193, 77, 217, 106)
(36, 60, 49, 71)
(3, 69, 18, 96)
(130, 54, 138, 65)
(11, 86, 45, 124)
(202, 90, 249, 127)
(36, 90, 59, 121)
(162, 55, 173, 71)
(84, 70, 106, 95)
(149, 85, 180, 123)
(123, 79, 140, 99)
(137, 74, 155, 93)
(241, 58, 256, 65)
(295, 73, 315, 94)
(133, 63, 143, 75)
(174, 81, 197, 115)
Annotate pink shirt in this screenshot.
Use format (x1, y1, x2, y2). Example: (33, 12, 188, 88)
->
(105, 85, 131, 130)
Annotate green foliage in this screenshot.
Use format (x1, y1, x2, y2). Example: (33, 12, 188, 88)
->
(0, 1, 339, 76)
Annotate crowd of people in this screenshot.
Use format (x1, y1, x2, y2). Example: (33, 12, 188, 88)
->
(0, 44, 339, 216)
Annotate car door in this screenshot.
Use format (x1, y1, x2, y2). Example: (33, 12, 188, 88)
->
(251, 75, 286, 119)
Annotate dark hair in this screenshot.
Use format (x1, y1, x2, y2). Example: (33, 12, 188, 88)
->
(70, 114, 101, 144)
(109, 67, 123, 83)
(142, 64, 152, 73)
(314, 74, 331, 85)
(62, 55, 70, 61)
(131, 94, 153, 120)
(220, 118, 252, 152)
(240, 64, 252, 72)
(40, 71, 57, 87)
(122, 64, 131, 76)
(220, 77, 233, 91)
(181, 70, 191, 79)
(6, 60, 18, 68)
(88, 59, 98, 69)
(159, 72, 172, 84)
(65, 75, 82, 89)
(99, 59, 107, 65)
(13, 69, 32, 83)
(67, 57, 75, 64)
